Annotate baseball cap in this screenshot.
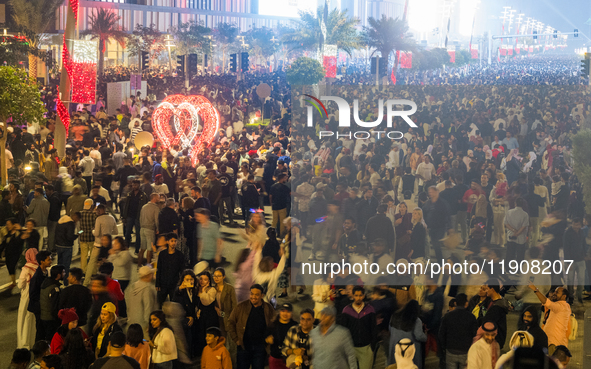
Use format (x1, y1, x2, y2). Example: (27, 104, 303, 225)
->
(278, 303, 293, 312)
(109, 331, 126, 348)
(83, 199, 94, 210)
(102, 302, 117, 315)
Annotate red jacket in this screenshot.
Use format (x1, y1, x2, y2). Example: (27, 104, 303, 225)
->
(106, 276, 125, 314)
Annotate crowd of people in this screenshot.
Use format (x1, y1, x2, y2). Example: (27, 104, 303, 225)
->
(3, 54, 591, 369)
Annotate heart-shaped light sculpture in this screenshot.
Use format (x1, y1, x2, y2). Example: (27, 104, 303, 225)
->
(152, 94, 220, 166)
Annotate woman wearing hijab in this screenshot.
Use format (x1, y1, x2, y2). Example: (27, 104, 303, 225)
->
(17, 248, 39, 349)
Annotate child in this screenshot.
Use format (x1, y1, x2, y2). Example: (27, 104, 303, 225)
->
(201, 327, 231, 369)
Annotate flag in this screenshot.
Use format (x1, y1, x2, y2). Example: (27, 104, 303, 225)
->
(448, 50, 455, 63)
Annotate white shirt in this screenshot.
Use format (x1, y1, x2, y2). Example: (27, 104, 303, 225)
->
(152, 183, 170, 195)
(416, 162, 435, 185)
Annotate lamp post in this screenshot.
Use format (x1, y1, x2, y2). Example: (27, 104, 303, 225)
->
(164, 34, 175, 73)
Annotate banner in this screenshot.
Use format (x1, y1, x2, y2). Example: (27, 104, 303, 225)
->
(71, 39, 98, 104)
(447, 50, 455, 63)
(507, 45, 513, 56)
(323, 44, 337, 78)
(500, 45, 507, 56)
(470, 45, 478, 59)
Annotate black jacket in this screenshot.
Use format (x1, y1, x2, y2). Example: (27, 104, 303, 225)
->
(40, 278, 62, 321)
(364, 213, 395, 250)
(155, 250, 185, 289)
(91, 323, 123, 358)
(483, 297, 511, 348)
(158, 207, 180, 234)
(59, 284, 93, 326)
(357, 197, 379, 233)
(518, 305, 548, 351)
(47, 192, 62, 222)
(55, 218, 79, 247)
(438, 307, 478, 354)
(28, 267, 47, 314)
(338, 303, 378, 348)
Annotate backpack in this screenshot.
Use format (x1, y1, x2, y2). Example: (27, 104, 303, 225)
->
(568, 313, 578, 341)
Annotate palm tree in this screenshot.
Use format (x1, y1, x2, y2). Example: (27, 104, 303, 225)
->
(82, 9, 127, 77)
(213, 22, 239, 72)
(10, 0, 64, 78)
(362, 16, 415, 64)
(283, 7, 360, 56)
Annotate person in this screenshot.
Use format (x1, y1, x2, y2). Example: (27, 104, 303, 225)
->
(29, 340, 51, 369)
(98, 262, 126, 318)
(40, 355, 63, 369)
(409, 208, 427, 261)
(467, 322, 501, 369)
(148, 310, 178, 369)
(195, 271, 220, 353)
(91, 302, 123, 358)
(55, 213, 80, 281)
(89, 331, 141, 369)
(217, 165, 236, 226)
(282, 308, 315, 369)
(518, 306, 548, 353)
(59, 267, 92, 328)
(158, 198, 179, 235)
(122, 180, 147, 253)
(128, 266, 157, 338)
(438, 293, 478, 369)
(483, 279, 510, 349)
(269, 173, 291, 236)
(422, 186, 451, 260)
(59, 329, 96, 369)
(25, 188, 50, 248)
(139, 193, 160, 267)
(29, 250, 53, 342)
(388, 299, 426, 368)
(10, 348, 32, 369)
(196, 208, 224, 266)
(504, 198, 530, 263)
(17, 248, 39, 349)
(213, 267, 238, 363)
(392, 339, 419, 369)
(85, 204, 118, 287)
(228, 284, 276, 369)
(563, 218, 586, 303)
(310, 305, 358, 369)
(1, 218, 25, 287)
(66, 185, 86, 216)
(550, 345, 572, 367)
(21, 219, 41, 252)
(107, 237, 133, 318)
(528, 283, 571, 348)
(50, 308, 86, 354)
(123, 324, 151, 369)
(155, 233, 185, 306)
(364, 204, 396, 252)
(201, 327, 232, 369)
(79, 199, 97, 275)
(40, 265, 65, 342)
(173, 269, 199, 358)
(266, 303, 298, 369)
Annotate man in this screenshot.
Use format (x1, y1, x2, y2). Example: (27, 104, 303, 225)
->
(40, 354, 63, 369)
(55, 212, 80, 280)
(467, 322, 501, 369)
(45, 185, 61, 253)
(191, 186, 211, 211)
(152, 174, 169, 195)
(28, 250, 52, 342)
(78, 150, 95, 191)
(40, 264, 65, 341)
(519, 306, 548, 352)
(59, 267, 92, 327)
(461, 179, 484, 215)
(9, 348, 30, 369)
(524, 183, 546, 248)
(269, 173, 291, 237)
(228, 284, 276, 369)
(158, 198, 179, 235)
(528, 283, 572, 348)
(196, 208, 223, 266)
(79, 199, 97, 275)
(504, 197, 530, 263)
(310, 305, 358, 369)
(439, 180, 461, 231)
(155, 233, 185, 306)
(416, 154, 436, 192)
(203, 169, 222, 219)
(502, 131, 519, 151)
(89, 185, 107, 207)
(483, 279, 510, 348)
(26, 188, 50, 248)
(337, 217, 362, 259)
(357, 189, 378, 235)
(282, 308, 315, 369)
(439, 293, 478, 369)
(139, 193, 160, 267)
(364, 204, 395, 253)
(338, 286, 377, 369)
(89, 331, 141, 369)
(217, 165, 236, 226)
(563, 218, 587, 303)
(85, 204, 118, 287)
(128, 265, 157, 337)
(122, 180, 147, 254)
(423, 186, 452, 261)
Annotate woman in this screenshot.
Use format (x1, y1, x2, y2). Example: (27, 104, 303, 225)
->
(213, 267, 238, 366)
(148, 310, 177, 369)
(21, 219, 41, 250)
(91, 302, 122, 358)
(1, 218, 24, 288)
(196, 271, 219, 354)
(388, 300, 427, 368)
(17, 248, 38, 349)
(59, 328, 95, 369)
(409, 208, 427, 261)
(266, 306, 298, 369)
(107, 237, 132, 318)
(123, 324, 151, 369)
(179, 197, 196, 265)
(173, 270, 198, 358)
(245, 212, 267, 250)
(51, 308, 88, 354)
(394, 202, 414, 261)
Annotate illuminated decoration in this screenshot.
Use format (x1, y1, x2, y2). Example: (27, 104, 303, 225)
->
(152, 95, 220, 166)
(71, 40, 98, 104)
(399, 52, 412, 68)
(323, 44, 337, 78)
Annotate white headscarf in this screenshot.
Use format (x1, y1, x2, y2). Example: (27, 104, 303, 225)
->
(394, 338, 418, 369)
(523, 151, 537, 173)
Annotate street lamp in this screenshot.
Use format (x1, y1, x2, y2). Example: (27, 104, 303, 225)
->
(164, 34, 175, 73)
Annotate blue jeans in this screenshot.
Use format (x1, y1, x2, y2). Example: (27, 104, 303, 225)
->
(152, 361, 173, 369)
(446, 350, 467, 369)
(237, 344, 266, 369)
(124, 217, 141, 252)
(56, 246, 73, 280)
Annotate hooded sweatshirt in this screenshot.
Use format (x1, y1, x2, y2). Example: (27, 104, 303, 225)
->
(55, 215, 78, 247)
(127, 279, 157, 333)
(484, 297, 511, 348)
(518, 305, 548, 352)
(201, 336, 232, 369)
(40, 277, 62, 321)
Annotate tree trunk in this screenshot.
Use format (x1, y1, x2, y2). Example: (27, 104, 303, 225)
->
(98, 39, 105, 77)
(28, 54, 37, 79)
(1, 120, 7, 186)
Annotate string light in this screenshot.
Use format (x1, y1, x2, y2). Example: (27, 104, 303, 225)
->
(152, 94, 220, 167)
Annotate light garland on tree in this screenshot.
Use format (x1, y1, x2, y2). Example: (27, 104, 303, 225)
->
(152, 94, 220, 166)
